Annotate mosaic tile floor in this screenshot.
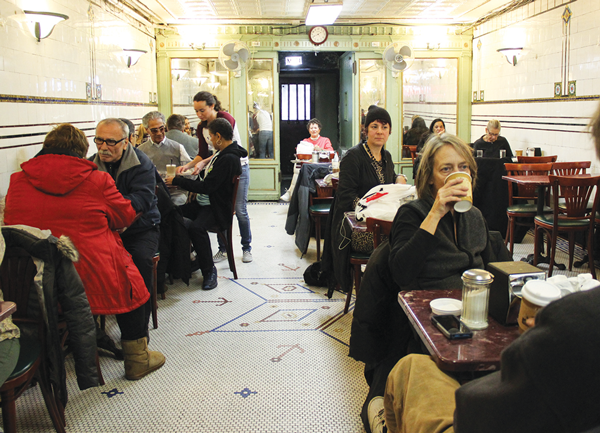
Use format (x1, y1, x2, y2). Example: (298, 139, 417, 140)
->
(8, 202, 367, 433)
(6, 203, 595, 432)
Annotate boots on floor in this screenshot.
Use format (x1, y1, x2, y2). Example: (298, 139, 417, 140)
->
(121, 337, 166, 380)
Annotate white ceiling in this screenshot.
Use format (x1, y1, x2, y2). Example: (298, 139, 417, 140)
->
(130, 0, 515, 25)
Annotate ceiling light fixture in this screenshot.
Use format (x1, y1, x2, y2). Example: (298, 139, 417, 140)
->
(23, 10, 69, 42)
(305, 0, 343, 26)
(123, 49, 147, 68)
(497, 47, 523, 66)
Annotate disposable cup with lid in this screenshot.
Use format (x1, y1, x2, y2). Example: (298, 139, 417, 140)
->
(521, 280, 561, 307)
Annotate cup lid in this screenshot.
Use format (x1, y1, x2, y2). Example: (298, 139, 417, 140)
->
(461, 269, 494, 283)
(522, 280, 562, 306)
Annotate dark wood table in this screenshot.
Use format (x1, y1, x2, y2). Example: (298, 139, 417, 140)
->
(0, 301, 17, 321)
(398, 289, 520, 372)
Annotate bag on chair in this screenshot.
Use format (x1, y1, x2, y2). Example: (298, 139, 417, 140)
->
(355, 183, 417, 222)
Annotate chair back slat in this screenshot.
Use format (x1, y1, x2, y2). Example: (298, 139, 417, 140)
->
(549, 175, 600, 220)
(505, 163, 553, 203)
(0, 247, 37, 321)
(551, 161, 591, 176)
(516, 155, 558, 163)
(366, 217, 393, 248)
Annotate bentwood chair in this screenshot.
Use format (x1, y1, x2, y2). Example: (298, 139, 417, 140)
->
(534, 175, 600, 277)
(345, 217, 393, 314)
(209, 175, 240, 279)
(516, 155, 558, 164)
(552, 161, 592, 213)
(0, 247, 66, 433)
(504, 162, 553, 254)
(308, 188, 334, 261)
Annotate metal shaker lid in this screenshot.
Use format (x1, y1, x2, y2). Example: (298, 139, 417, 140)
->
(461, 269, 494, 283)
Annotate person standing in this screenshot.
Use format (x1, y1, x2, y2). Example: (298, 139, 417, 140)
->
(472, 119, 513, 158)
(253, 102, 273, 159)
(178, 91, 253, 263)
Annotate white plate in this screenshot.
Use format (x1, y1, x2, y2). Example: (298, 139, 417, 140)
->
(430, 298, 462, 316)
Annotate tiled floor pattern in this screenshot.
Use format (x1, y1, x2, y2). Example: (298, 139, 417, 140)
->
(8, 202, 367, 433)
(6, 203, 595, 432)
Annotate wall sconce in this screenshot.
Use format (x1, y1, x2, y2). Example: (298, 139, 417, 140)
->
(123, 49, 147, 68)
(171, 68, 190, 81)
(23, 10, 69, 42)
(497, 48, 523, 66)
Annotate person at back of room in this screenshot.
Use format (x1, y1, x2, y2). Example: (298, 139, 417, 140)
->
(280, 117, 334, 202)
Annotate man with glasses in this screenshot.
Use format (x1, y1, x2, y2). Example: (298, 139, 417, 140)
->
(138, 111, 191, 205)
(472, 119, 513, 158)
(91, 118, 160, 340)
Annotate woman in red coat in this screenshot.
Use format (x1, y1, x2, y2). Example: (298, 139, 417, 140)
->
(4, 123, 165, 380)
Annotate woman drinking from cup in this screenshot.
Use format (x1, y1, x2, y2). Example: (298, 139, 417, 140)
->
(389, 133, 489, 291)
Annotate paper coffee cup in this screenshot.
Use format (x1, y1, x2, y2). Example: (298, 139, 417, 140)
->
(445, 171, 472, 213)
(518, 280, 561, 333)
(166, 164, 177, 176)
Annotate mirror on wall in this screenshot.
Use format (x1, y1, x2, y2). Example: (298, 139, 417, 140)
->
(170, 58, 230, 132)
(359, 59, 386, 141)
(401, 58, 458, 160)
(247, 59, 274, 159)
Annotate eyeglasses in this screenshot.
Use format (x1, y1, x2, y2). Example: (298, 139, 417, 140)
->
(149, 126, 165, 134)
(94, 137, 126, 147)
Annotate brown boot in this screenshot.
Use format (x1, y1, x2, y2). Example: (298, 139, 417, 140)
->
(121, 337, 166, 380)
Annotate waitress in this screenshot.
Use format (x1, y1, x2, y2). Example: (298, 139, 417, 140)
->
(178, 91, 253, 263)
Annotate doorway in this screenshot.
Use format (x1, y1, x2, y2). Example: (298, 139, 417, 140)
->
(278, 52, 343, 189)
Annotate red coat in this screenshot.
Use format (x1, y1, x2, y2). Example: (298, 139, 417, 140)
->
(5, 153, 150, 315)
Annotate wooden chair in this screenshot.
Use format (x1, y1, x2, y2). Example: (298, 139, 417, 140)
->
(516, 155, 558, 163)
(403, 145, 418, 165)
(209, 175, 240, 279)
(534, 175, 600, 277)
(551, 161, 591, 175)
(0, 247, 66, 433)
(552, 161, 592, 212)
(345, 217, 393, 314)
(504, 162, 553, 254)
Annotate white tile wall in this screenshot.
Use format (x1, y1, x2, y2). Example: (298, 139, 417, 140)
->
(472, 0, 600, 171)
(0, 0, 157, 196)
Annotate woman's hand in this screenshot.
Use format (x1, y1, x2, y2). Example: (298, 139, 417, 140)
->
(420, 177, 469, 235)
(165, 176, 174, 185)
(396, 174, 408, 184)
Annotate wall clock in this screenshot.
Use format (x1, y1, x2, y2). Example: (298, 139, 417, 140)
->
(309, 26, 328, 46)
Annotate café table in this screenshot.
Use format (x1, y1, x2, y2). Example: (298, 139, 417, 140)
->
(0, 301, 16, 321)
(398, 289, 520, 373)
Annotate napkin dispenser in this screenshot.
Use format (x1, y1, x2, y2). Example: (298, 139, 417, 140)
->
(486, 262, 546, 325)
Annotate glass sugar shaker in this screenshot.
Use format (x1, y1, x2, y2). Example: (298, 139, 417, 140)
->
(461, 269, 494, 330)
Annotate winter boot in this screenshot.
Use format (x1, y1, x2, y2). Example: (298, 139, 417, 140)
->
(121, 337, 166, 380)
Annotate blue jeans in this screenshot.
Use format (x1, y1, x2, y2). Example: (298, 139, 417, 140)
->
(218, 163, 252, 252)
(257, 131, 273, 159)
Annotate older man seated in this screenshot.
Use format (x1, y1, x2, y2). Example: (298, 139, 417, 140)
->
(139, 111, 192, 205)
(5, 123, 165, 380)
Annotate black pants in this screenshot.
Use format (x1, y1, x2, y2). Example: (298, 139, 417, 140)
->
(180, 201, 216, 275)
(115, 304, 147, 341)
(121, 226, 160, 331)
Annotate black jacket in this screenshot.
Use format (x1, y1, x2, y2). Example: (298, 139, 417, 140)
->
(173, 142, 247, 231)
(91, 145, 161, 237)
(324, 143, 396, 292)
(2, 227, 98, 407)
